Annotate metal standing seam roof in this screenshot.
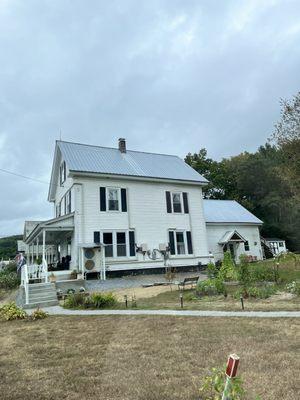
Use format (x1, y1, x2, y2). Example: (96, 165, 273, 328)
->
(203, 200, 263, 224)
(57, 141, 208, 183)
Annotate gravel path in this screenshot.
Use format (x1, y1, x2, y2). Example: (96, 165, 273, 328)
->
(85, 271, 207, 292)
(28, 306, 300, 318)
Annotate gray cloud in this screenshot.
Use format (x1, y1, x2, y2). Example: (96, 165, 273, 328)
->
(0, 0, 300, 236)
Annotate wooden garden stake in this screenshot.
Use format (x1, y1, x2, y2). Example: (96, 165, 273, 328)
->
(222, 354, 240, 400)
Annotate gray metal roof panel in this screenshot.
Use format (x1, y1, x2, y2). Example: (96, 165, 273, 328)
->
(57, 141, 208, 183)
(203, 200, 263, 224)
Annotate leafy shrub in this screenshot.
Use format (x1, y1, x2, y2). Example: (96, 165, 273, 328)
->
(64, 293, 86, 308)
(206, 262, 218, 279)
(286, 281, 300, 296)
(199, 365, 246, 400)
(197, 279, 225, 296)
(234, 285, 277, 299)
(237, 255, 250, 288)
(0, 302, 27, 321)
(249, 264, 274, 283)
(31, 308, 48, 320)
(3, 261, 17, 273)
(0, 271, 20, 289)
(219, 251, 237, 281)
(185, 292, 198, 302)
(86, 292, 117, 309)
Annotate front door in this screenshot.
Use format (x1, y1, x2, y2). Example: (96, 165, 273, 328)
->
(228, 243, 235, 260)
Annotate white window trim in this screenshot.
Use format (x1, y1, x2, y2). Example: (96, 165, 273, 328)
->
(171, 192, 183, 214)
(100, 230, 136, 259)
(169, 229, 193, 257)
(106, 187, 121, 212)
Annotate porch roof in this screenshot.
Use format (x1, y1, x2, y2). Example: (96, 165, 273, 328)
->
(25, 213, 75, 244)
(218, 230, 246, 245)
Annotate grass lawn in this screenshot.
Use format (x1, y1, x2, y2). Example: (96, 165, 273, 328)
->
(0, 316, 299, 400)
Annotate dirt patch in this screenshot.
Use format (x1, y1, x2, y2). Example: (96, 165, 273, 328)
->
(112, 284, 177, 301)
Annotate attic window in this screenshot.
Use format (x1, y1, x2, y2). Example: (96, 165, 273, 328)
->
(60, 161, 66, 185)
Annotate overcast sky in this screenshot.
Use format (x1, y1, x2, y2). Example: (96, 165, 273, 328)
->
(0, 0, 300, 237)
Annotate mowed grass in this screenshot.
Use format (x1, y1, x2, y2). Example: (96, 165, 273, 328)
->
(0, 316, 299, 400)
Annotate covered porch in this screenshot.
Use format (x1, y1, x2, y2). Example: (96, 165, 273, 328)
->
(218, 230, 246, 263)
(24, 214, 76, 281)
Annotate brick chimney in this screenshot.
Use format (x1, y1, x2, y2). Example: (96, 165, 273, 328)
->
(118, 138, 126, 153)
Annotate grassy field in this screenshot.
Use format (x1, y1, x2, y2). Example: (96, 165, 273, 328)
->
(0, 316, 299, 400)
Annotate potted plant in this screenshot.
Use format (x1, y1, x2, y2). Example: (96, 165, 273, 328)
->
(70, 270, 78, 280)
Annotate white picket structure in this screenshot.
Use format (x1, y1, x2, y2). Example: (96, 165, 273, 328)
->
(21, 258, 48, 305)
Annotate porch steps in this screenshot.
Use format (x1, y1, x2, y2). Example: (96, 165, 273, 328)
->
(24, 283, 59, 309)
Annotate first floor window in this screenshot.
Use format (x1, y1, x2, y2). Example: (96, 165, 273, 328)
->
(108, 188, 119, 211)
(103, 232, 113, 257)
(244, 241, 250, 251)
(117, 232, 126, 256)
(176, 232, 185, 254)
(99, 230, 136, 258)
(279, 242, 284, 247)
(169, 230, 193, 256)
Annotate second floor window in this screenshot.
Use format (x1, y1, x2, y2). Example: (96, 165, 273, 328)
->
(100, 187, 127, 212)
(108, 188, 119, 211)
(172, 193, 182, 213)
(166, 191, 189, 214)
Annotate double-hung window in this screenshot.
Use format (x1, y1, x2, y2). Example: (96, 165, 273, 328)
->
(116, 232, 127, 256)
(108, 188, 119, 211)
(172, 193, 182, 213)
(103, 232, 113, 257)
(168, 230, 193, 256)
(244, 241, 250, 251)
(176, 232, 185, 254)
(60, 161, 66, 186)
(97, 231, 136, 258)
(66, 191, 71, 214)
(166, 191, 189, 214)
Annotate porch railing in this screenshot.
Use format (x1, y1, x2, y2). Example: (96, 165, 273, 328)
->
(21, 259, 49, 305)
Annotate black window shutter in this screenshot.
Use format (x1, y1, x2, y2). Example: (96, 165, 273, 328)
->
(94, 231, 100, 244)
(166, 191, 172, 213)
(186, 231, 193, 254)
(169, 231, 175, 255)
(183, 192, 189, 213)
(129, 231, 135, 256)
(63, 161, 66, 182)
(121, 188, 127, 212)
(100, 187, 106, 211)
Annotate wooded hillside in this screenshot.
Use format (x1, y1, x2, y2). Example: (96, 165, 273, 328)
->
(0, 235, 22, 260)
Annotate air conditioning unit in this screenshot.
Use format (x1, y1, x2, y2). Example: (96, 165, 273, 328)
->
(141, 243, 148, 252)
(159, 243, 168, 251)
(83, 248, 96, 271)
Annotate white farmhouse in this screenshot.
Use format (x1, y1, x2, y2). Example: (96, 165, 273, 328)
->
(22, 139, 265, 283)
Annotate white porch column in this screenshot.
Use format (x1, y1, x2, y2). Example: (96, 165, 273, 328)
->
(31, 244, 34, 264)
(42, 229, 48, 283)
(36, 238, 39, 261)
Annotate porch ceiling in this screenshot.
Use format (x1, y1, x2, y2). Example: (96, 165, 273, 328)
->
(25, 214, 74, 244)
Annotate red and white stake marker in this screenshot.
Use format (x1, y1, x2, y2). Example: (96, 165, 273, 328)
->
(222, 354, 240, 400)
